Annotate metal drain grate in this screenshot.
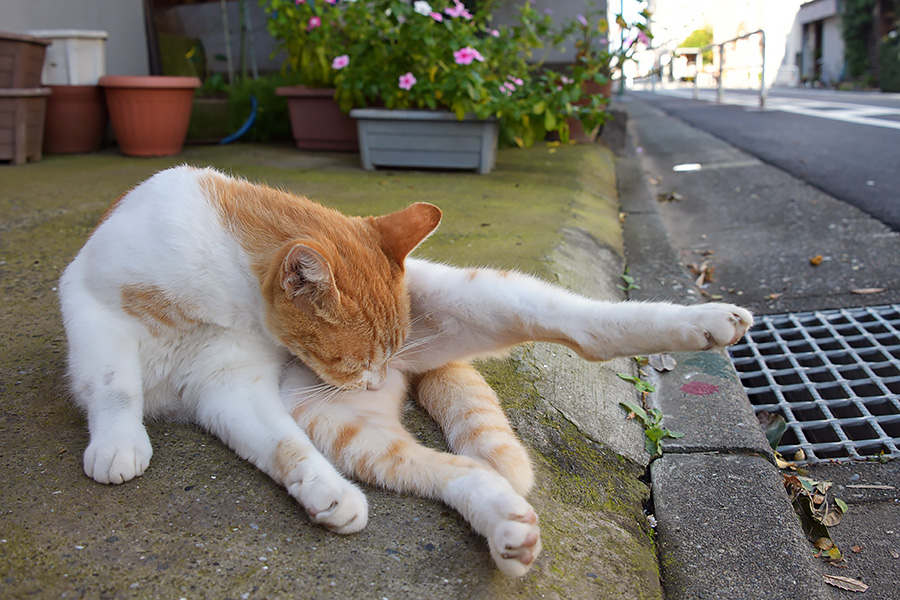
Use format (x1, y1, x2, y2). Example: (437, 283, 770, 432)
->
(728, 305, 900, 463)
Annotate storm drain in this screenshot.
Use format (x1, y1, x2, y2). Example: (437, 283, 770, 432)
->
(728, 304, 900, 463)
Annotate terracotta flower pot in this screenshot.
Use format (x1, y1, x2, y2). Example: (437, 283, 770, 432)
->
(99, 75, 200, 157)
(276, 85, 358, 151)
(568, 79, 613, 144)
(43, 85, 107, 154)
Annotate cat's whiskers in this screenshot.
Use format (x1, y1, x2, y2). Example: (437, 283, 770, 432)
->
(395, 331, 443, 359)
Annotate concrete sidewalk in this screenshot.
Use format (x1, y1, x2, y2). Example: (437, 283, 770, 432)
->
(619, 94, 900, 600)
(0, 142, 661, 599)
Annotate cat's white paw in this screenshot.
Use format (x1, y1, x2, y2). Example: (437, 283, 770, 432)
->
(84, 429, 153, 484)
(286, 465, 368, 534)
(487, 501, 542, 577)
(681, 303, 753, 350)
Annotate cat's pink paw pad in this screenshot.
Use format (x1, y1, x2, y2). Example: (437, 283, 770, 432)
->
(84, 433, 153, 485)
(489, 507, 542, 577)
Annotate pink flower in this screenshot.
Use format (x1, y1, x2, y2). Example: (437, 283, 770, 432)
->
(307, 16, 321, 31)
(490, 29, 500, 37)
(507, 75, 524, 86)
(295, 0, 305, 4)
(577, 14, 588, 27)
(325, 0, 336, 3)
(331, 54, 349, 70)
(453, 46, 484, 65)
(430, 12, 443, 22)
(398, 72, 417, 90)
(445, 1, 472, 20)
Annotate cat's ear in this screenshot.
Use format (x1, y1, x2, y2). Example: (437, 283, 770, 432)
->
(280, 242, 340, 307)
(371, 202, 442, 266)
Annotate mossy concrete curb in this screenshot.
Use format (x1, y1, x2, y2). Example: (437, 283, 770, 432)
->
(0, 142, 659, 599)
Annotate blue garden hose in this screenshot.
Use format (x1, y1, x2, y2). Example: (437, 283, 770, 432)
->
(219, 95, 258, 144)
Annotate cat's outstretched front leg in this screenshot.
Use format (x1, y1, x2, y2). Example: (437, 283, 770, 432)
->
(287, 367, 541, 577)
(399, 259, 752, 371)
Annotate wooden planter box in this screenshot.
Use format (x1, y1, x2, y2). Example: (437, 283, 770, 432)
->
(0, 32, 51, 88)
(0, 88, 50, 164)
(350, 108, 498, 174)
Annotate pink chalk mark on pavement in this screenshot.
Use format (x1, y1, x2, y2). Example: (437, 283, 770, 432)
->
(680, 381, 719, 396)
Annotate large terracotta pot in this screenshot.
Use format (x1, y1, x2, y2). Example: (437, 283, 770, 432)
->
(569, 78, 613, 144)
(276, 85, 358, 151)
(99, 75, 200, 157)
(43, 85, 107, 153)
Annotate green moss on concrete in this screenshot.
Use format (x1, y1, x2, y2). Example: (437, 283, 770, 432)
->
(477, 355, 662, 599)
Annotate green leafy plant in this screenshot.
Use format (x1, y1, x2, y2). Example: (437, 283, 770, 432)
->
(569, 0, 653, 81)
(259, 0, 654, 146)
(616, 373, 655, 394)
(619, 399, 683, 458)
(841, 0, 877, 80)
(617, 269, 640, 292)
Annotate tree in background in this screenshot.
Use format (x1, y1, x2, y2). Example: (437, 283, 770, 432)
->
(841, 0, 877, 80)
(681, 25, 714, 65)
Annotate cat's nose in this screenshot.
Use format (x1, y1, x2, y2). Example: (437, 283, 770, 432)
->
(364, 371, 385, 391)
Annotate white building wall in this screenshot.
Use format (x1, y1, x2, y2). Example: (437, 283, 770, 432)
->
(820, 16, 845, 84)
(0, 0, 149, 77)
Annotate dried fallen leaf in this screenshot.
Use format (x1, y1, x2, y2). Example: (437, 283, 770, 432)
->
(850, 288, 885, 295)
(815, 537, 834, 551)
(851, 545, 863, 554)
(657, 191, 683, 203)
(766, 292, 784, 301)
(648, 353, 677, 372)
(810, 255, 824, 266)
(890, 549, 899, 559)
(823, 574, 869, 592)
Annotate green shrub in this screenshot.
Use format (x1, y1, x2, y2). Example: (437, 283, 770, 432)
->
(880, 34, 900, 92)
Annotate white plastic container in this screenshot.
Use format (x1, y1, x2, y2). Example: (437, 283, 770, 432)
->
(25, 29, 108, 86)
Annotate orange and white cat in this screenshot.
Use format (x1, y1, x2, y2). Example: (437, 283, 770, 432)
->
(59, 166, 752, 577)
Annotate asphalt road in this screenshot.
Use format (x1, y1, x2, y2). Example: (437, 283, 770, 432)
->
(630, 87, 900, 232)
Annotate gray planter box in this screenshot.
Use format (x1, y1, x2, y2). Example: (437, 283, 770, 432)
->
(350, 108, 499, 174)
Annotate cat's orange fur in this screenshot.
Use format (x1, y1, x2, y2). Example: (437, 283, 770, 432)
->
(199, 170, 441, 390)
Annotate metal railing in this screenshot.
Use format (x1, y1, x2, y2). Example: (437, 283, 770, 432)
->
(635, 30, 767, 108)
(700, 29, 767, 108)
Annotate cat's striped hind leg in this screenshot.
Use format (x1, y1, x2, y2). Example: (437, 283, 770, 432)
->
(290, 368, 541, 577)
(414, 361, 534, 495)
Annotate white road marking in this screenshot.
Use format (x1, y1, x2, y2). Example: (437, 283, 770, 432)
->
(649, 88, 900, 131)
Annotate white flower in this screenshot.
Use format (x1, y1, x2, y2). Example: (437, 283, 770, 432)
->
(413, 1, 432, 15)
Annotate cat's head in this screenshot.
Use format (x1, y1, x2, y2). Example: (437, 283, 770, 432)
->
(264, 202, 441, 391)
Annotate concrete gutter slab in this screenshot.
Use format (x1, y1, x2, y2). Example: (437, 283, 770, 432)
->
(652, 453, 837, 600)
